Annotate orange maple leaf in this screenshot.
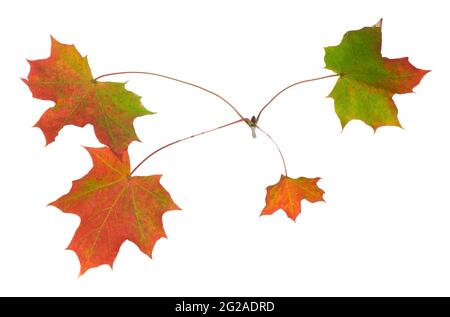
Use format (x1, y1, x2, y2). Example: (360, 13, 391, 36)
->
(51, 147, 180, 275)
(261, 175, 324, 221)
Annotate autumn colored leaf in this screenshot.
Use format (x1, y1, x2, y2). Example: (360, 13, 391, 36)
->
(50, 147, 180, 275)
(20, 19, 429, 276)
(324, 20, 429, 130)
(261, 175, 324, 221)
(22, 37, 153, 156)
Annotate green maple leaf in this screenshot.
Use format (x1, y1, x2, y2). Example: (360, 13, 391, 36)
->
(324, 20, 429, 130)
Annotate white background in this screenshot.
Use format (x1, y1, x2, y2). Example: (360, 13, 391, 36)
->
(0, 0, 449, 296)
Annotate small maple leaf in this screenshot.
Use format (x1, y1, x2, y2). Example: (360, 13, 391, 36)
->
(51, 147, 180, 275)
(23, 37, 153, 156)
(324, 19, 429, 130)
(261, 175, 324, 221)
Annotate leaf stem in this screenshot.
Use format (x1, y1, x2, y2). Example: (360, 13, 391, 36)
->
(130, 119, 245, 176)
(256, 125, 288, 176)
(94, 71, 245, 120)
(256, 74, 339, 122)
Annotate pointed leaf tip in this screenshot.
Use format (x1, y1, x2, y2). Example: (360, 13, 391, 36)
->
(374, 18, 383, 28)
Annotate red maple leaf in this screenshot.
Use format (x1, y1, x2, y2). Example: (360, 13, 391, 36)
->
(23, 37, 153, 156)
(51, 147, 180, 275)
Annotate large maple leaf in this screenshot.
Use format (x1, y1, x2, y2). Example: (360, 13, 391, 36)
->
(261, 175, 324, 221)
(23, 37, 153, 156)
(324, 20, 429, 130)
(51, 147, 180, 275)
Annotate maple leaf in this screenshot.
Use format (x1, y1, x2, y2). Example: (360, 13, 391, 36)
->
(324, 20, 429, 130)
(22, 37, 153, 156)
(50, 147, 180, 275)
(261, 175, 324, 221)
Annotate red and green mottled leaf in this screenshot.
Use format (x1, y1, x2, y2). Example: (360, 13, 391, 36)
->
(324, 20, 429, 130)
(51, 147, 180, 275)
(261, 175, 324, 221)
(23, 37, 153, 156)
